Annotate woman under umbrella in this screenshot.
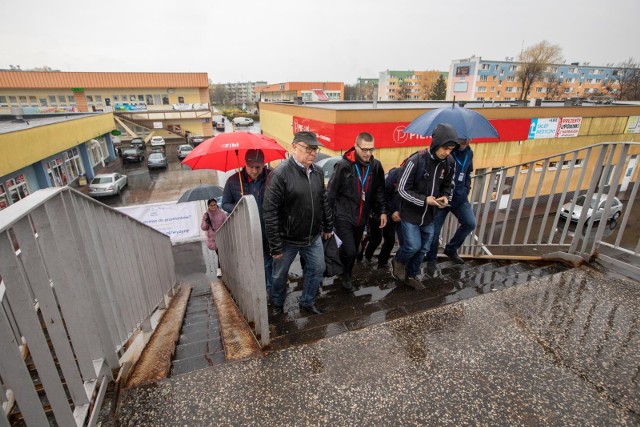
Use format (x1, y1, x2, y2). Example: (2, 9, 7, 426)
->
(201, 198, 227, 277)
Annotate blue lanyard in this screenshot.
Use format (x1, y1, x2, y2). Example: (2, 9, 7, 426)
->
(453, 151, 468, 172)
(354, 163, 370, 191)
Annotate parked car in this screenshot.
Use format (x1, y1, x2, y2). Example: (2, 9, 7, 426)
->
(130, 137, 145, 147)
(122, 147, 145, 163)
(88, 173, 127, 197)
(232, 117, 254, 126)
(150, 146, 166, 154)
(150, 136, 166, 147)
(177, 144, 194, 159)
(559, 193, 623, 222)
(215, 121, 226, 131)
(192, 135, 205, 146)
(147, 152, 168, 170)
(316, 155, 342, 184)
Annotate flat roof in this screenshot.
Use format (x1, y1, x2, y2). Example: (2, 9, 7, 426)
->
(263, 100, 632, 111)
(0, 113, 103, 134)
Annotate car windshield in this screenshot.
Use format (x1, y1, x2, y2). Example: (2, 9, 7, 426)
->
(575, 195, 598, 209)
(91, 177, 113, 184)
(131, 138, 143, 143)
(149, 153, 164, 160)
(180, 146, 193, 152)
(123, 149, 137, 154)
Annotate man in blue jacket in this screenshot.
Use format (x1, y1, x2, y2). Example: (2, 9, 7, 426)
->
(426, 138, 476, 275)
(392, 123, 458, 290)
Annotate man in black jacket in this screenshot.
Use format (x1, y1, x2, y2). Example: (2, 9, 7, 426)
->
(327, 132, 386, 291)
(392, 123, 459, 290)
(263, 131, 333, 315)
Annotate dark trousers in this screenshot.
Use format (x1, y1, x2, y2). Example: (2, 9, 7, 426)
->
(334, 219, 365, 278)
(364, 217, 397, 266)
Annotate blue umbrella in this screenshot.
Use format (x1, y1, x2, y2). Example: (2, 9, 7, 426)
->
(403, 104, 499, 140)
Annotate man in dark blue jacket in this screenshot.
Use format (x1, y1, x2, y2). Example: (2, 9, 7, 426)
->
(392, 123, 458, 290)
(426, 138, 476, 275)
(222, 149, 272, 294)
(327, 132, 386, 291)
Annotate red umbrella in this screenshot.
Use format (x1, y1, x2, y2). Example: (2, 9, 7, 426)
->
(181, 132, 287, 171)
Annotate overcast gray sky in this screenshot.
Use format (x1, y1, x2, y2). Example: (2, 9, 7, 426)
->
(1, 0, 639, 84)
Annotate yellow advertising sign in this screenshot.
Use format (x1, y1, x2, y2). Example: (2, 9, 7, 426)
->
(625, 116, 640, 134)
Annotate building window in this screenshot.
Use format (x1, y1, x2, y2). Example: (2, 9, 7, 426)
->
(563, 88, 574, 93)
(29, 96, 37, 106)
(479, 75, 488, 81)
(481, 64, 490, 70)
(68, 95, 76, 105)
(39, 98, 47, 106)
(19, 96, 28, 106)
(566, 78, 576, 83)
(64, 148, 84, 181)
(569, 67, 577, 73)
(86, 95, 94, 103)
(506, 76, 515, 82)
(48, 95, 57, 106)
(593, 69, 602, 75)
(5, 175, 30, 204)
(146, 95, 154, 105)
(0, 183, 8, 210)
(477, 87, 487, 92)
(536, 87, 545, 93)
(9, 96, 18, 106)
(154, 95, 162, 105)
(96, 95, 103, 102)
(58, 95, 66, 105)
(47, 158, 68, 187)
(509, 65, 516, 71)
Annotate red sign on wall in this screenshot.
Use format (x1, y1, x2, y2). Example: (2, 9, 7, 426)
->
(292, 116, 531, 151)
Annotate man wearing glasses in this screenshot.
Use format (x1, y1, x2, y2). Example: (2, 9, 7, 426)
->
(263, 131, 333, 315)
(327, 132, 387, 291)
(222, 149, 273, 297)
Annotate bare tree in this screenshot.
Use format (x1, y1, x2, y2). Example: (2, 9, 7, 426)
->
(395, 80, 411, 100)
(613, 58, 640, 101)
(344, 84, 357, 100)
(210, 84, 229, 106)
(31, 65, 58, 71)
(542, 74, 564, 100)
(516, 41, 563, 101)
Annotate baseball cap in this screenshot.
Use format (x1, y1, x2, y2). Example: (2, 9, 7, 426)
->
(244, 149, 265, 166)
(292, 131, 323, 147)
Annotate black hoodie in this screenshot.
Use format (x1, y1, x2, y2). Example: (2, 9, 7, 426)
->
(397, 123, 458, 225)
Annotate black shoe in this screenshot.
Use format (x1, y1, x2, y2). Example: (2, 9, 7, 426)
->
(426, 261, 438, 277)
(340, 273, 354, 291)
(271, 305, 284, 315)
(299, 304, 324, 315)
(444, 248, 465, 264)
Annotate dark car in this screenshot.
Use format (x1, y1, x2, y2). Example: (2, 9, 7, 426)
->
(215, 122, 225, 131)
(147, 152, 168, 170)
(131, 137, 145, 148)
(192, 135, 205, 146)
(122, 147, 145, 163)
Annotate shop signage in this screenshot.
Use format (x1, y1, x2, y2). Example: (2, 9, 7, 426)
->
(117, 201, 200, 243)
(625, 116, 640, 134)
(528, 117, 582, 139)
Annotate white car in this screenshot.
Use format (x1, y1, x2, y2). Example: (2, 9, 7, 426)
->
(559, 193, 623, 222)
(232, 117, 254, 126)
(177, 144, 194, 159)
(89, 173, 128, 197)
(150, 136, 166, 147)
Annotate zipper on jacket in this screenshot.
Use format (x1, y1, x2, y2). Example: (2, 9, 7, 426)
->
(420, 162, 442, 225)
(307, 172, 315, 245)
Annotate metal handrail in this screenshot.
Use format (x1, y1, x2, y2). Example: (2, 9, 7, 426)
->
(440, 142, 640, 277)
(0, 187, 176, 426)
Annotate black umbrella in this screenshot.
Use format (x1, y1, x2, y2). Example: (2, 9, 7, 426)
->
(178, 184, 223, 203)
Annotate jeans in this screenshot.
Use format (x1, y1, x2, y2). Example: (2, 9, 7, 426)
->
(426, 201, 476, 262)
(334, 219, 365, 278)
(271, 235, 325, 307)
(364, 217, 398, 266)
(263, 237, 273, 298)
(395, 221, 434, 277)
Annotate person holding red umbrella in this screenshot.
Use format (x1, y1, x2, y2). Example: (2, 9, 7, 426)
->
(222, 149, 274, 299)
(263, 131, 333, 315)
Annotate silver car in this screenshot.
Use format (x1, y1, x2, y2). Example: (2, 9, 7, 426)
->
(559, 193, 623, 222)
(177, 144, 193, 159)
(89, 173, 128, 197)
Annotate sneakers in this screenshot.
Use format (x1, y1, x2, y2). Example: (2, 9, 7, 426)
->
(405, 276, 426, 290)
(216, 268, 222, 277)
(391, 258, 407, 282)
(443, 248, 465, 264)
(426, 261, 438, 277)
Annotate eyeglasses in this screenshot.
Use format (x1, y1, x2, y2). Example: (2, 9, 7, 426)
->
(296, 143, 321, 154)
(356, 144, 375, 154)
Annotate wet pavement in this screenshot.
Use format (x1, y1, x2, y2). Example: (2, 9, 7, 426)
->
(115, 264, 640, 426)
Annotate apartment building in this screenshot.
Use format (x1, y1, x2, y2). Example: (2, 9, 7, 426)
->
(220, 81, 267, 104)
(378, 70, 446, 101)
(256, 82, 344, 102)
(0, 71, 213, 139)
(448, 56, 623, 102)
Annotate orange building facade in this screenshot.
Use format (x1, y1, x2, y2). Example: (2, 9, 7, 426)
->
(256, 82, 344, 103)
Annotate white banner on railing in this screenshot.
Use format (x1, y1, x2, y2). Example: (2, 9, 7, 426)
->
(117, 201, 204, 244)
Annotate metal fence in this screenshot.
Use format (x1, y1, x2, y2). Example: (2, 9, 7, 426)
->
(0, 187, 176, 426)
(440, 142, 640, 279)
(216, 195, 269, 346)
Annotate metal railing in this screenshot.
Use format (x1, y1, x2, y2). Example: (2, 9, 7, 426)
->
(440, 142, 640, 278)
(216, 195, 269, 346)
(0, 187, 176, 426)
